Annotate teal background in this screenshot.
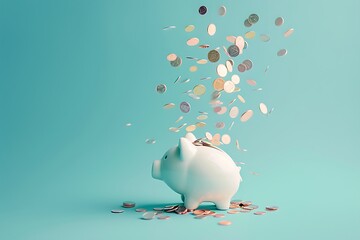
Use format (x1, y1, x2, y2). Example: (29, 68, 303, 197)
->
(1, 0, 359, 239)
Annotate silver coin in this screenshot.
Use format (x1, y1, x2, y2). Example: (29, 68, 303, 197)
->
(181, 78, 190, 84)
(237, 63, 247, 72)
(248, 14, 259, 24)
(277, 49, 288, 56)
(162, 25, 176, 30)
(244, 41, 248, 50)
(275, 17, 284, 26)
(218, 6, 226, 16)
(208, 50, 220, 62)
(111, 209, 124, 213)
(180, 101, 191, 113)
(156, 84, 167, 94)
(145, 138, 156, 144)
(142, 211, 156, 220)
(174, 75, 181, 83)
(260, 34, 270, 42)
(244, 19, 252, 27)
(228, 45, 240, 57)
(242, 59, 253, 70)
(170, 57, 182, 67)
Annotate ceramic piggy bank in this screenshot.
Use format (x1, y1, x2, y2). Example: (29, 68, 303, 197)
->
(152, 133, 242, 210)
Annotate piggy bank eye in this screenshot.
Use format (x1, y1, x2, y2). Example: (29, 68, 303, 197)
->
(165, 155, 168, 159)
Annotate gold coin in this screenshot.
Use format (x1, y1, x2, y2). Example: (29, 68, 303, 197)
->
(193, 84, 206, 96)
(163, 103, 175, 109)
(240, 110, 253, 122)
(223, 81, 235, 93)
(196, 122, 206, 128)
(284, 28, 294, 37)
(186, 125, 196, 132)
(216, 64, 227, 77)
(259, 103, 268, 114)
(226, 35, 236, 43)
(190, 66, 198, 72)
(207, 23, 216, 36)
(185, 25, 195, 32)
(186, 37, 199, 46)
(213, 78, 225, 91)
(221, 134, 231, 144)
(244, 31, 256, 39)
(167, 53, 177, 61)
(226, 60, 233, 72)
(197, 114, 208, 120)
(229, 106, 239, 118)
(231, 74, 240, 84)
(196, 59, 208, 64)
(218, 220, 232, 226)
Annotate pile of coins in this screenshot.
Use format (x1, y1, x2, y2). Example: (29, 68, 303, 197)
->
(111, 200, 279, 226)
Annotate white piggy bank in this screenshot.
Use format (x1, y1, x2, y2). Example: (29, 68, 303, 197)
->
(152, 133, 242, 210)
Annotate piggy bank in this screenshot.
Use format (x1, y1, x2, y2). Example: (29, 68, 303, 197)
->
(152, 133, 242, 210)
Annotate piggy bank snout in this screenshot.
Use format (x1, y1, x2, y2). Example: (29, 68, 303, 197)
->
(152, 160, 162, 180)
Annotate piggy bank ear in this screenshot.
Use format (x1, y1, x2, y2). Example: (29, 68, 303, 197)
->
(178, 137, 197, 160)
(184, 133, 196, 142)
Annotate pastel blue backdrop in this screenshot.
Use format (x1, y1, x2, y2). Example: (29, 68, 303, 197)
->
(1, 0, 359, 239)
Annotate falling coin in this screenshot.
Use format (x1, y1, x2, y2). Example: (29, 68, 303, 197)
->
(169, 127, 179, 132)
(244, 18, 252, 27)
(217, 64, 228, 77)
(227, 45, 240, 57)
(142, 211, 156, 220)
(231, 74, 240, 84)
(199, 5, 207, 15)
(284, 28, 294, 37)
(199, 44, 210, 49)
(208, 49, 220, 63)
(170, 57, 182, 67)
(266, 206, 279, 211)
(163, 25, 176, 30)
(213, 78, 225, 91)
(226, 60, 233, 72)
(235, 36, 245, 50)
(238, 63, 247, 72)
(221, 134, 231, 144)
(247, 79, 257, 86)
(259, 103, 268, 114)
(205, 132, 212, 141)
(218, 220, 232, 226)
(187, 37, 199, 46)
(277, 49, 288, 56)
(167, 53, 177, 61)
(218, 6, 226, 16)
(181, 78, 190, 83)
(229, 106, 239, 118)
(248, 14, 259, 24)
(163, 103, 175, 109)
(189, 66, 198, 72)
(156, 84, 167, 94)
(254, 211, 266, 215)
(260, 34, 270, 42)
(275, 17, 284, 26)
(193, 84, 206, 96)
(196, 122, 206, 128)
(223, 81, 235, 93)
(145, 138, 156, 144)
(185, 25, 195, 32)
(237, 95, 245, 103)
(229, 121, 234, 130)
(226, 35, 236, 43)
(197, 115, 208, 120)
(186, 125, 196, 132)
(245, 31, 256, 39)
(229, 98, 236, 105)
(125, 123, 132, 127)
(180, 101, 191, 113)
(207, 23, 216, 36)
(197, 59, 208, 64)
(240, 110, 253, 122)
(111, 209, 124, 213)
(215, 122, 225, 129)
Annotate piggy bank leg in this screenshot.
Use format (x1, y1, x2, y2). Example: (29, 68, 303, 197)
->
(215, 199, 231, 210)
(184, 196, 200, 210)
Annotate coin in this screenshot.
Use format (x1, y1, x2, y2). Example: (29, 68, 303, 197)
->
(189, 66, 198, 72)
(205, 132, 212, 140)
(225, 60, 233, 72)
(218, 220, 232, 226)
(275, 17, 284, 26)
(211, 90, 221, 100)
(217, 64, 227, 77)
(123, 201, 136, 208)
(284, 28, 294, 37)
(235, 36, 245, 50)
(247, 79, 257, 86)
(142, 211, 156, 220)
(196, 122, 206, 128)
(193, 84, 206, 96)
(174, 76, 181, 84)
(231, 74, 240, 84)
(248, 14, 259, 24)
(169, 127, 179, 132)
(237, 94, 245, 103)
(208, 49, 220, 62)
(135, 208, 147, 212)
(207, 23, 216, 36)
(216, 122, 225, 129)
(222, 46, 230, 58)
(145, 138, 156, 144)
(227, 45, 240, 57)
(197, 115, 208, 120)
(266, 206, 279, 211)
(229, 106, 239, 119)
(199, 5, 207, 15)
(237, 63, 247, 72)
(260, 34, 270, 42)
(226, 35, 236, 43)
(212, 133, 221, 145)
(163, 103, 175, 109)
(221, 134, 231, 144)
(197, 59, 208, 64)
(244, 41, 248, 49)
(227, 209, 239, 214)
(180, 101, 191, 113)
(170, 57, 182, 67)
(163, 26, 176, 30)
(213, 78, 225, 91)
(157, 215, 170, 220)
(167, 53, 177, 61)
(186, 125, 196, 132)
(240, 110, 253, 122)
(245, 31, 256, 39)
(277, 49, 288, 56)
(187, 37, 199, 46)
(259, 103, 268, 114)
(178, 123, 187, 129)
(242, 59, 253, 70)
(188, 93, 200, 100)
(229, 121, 234, 130)
(111, 209, 124, 213)
(223, 81, 235, 93)
(244, 18, 252, 27)
(218, 6, 226, 16)
(254, 211, 266, 215)
(125, 123, 132, 127)
(156, 84, 167, 94)
(181, 78, 190, 83)
(185, 25, 195, 32)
